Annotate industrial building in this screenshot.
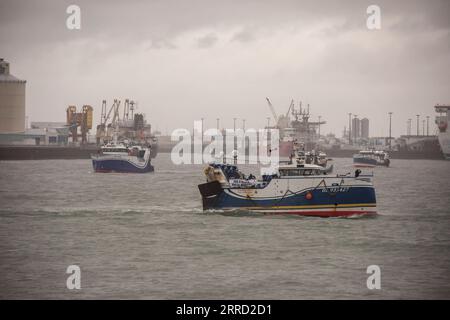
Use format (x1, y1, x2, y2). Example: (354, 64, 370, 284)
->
(349, 116, 369, 141)
(361, 118, 369, 139)
(352, 117, 361, 140)
(0, 59, 96, 146)
(0, 58, 26, 133)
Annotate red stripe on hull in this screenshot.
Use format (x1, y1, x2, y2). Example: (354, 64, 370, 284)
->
(267, 210, 377, 218)
(94, 169, 142, 173)
(353, 164, 376, 168)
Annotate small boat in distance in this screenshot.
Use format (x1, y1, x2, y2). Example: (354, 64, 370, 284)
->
(287, 141, 334, 173)
(353, 150, 390, 168)
(305, 150, 333, 173)
(91, 142, 154, 173)
(198, 160, 376, 218)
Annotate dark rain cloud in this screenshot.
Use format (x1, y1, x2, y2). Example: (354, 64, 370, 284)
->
(1, 0, 448, 46)
(231, 28, 255, 43)
(197, 33, 218, 48)
(1, 0, 449, 136)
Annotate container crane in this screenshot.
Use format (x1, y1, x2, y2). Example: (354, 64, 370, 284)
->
(285, 99, 294, 118)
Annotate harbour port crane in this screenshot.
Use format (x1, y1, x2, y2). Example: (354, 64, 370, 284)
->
(265, 97, 278, 125)
(266, 97, 293, 129)
(66, 105, 93, 144)
(95, 98, 156, 150)
(99, 99, 122, 127)
(97, 100, 121, 144)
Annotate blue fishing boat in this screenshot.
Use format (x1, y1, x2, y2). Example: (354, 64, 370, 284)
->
(198, 157, 376, 217)
(91, 143, 154, 173)
(353, 150, 390, 168)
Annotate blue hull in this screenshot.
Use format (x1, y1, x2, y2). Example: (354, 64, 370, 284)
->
(353, 157, 377, 167)
(199, 181, 376, 217)
(92, 158, 154, 173)
(212, 186, 374, 208)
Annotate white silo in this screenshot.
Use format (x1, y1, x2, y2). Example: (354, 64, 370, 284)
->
(0, 58, 26, 133)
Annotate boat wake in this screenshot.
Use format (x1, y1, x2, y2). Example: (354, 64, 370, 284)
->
(0, 205, 204, 217)
(202, 208, 379, 219)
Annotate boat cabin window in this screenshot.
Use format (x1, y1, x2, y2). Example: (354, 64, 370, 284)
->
(279, 168, 321, 177)
(103, 148, 128, 153)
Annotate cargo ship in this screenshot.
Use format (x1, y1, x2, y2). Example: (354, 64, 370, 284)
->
(265, 98, 324, 158)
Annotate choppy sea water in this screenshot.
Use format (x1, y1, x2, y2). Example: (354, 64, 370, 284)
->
(0, 154, 449, 299)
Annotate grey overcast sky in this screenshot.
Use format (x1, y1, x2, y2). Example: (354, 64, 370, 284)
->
(1, 0, 449, 137)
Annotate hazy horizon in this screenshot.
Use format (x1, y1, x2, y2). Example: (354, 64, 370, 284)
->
(1, 0, 449, 137)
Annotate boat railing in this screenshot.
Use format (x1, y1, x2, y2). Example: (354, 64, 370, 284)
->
(336, 172, 374, 178)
